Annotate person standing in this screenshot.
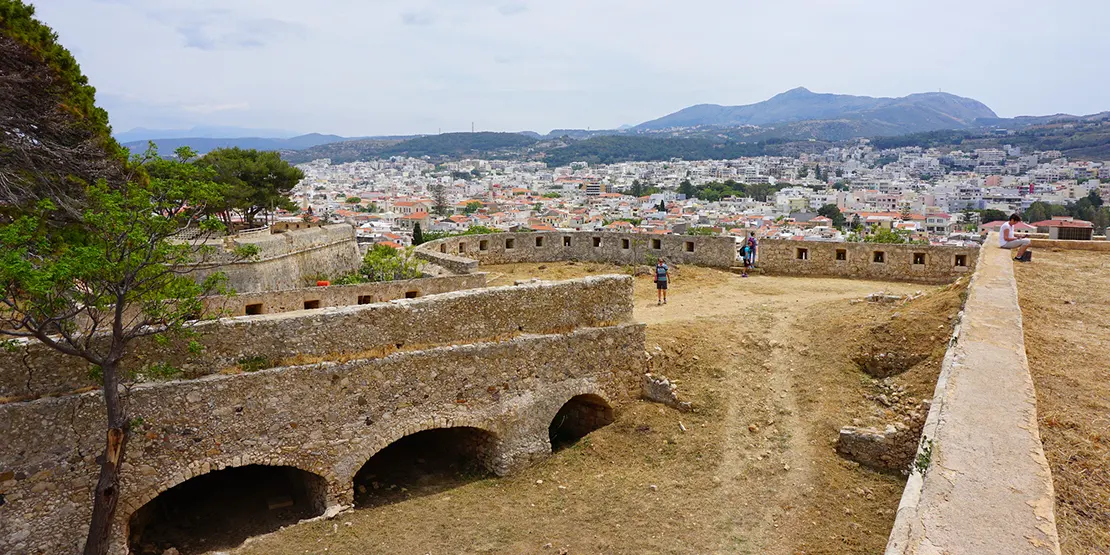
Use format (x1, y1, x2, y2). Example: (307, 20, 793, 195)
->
(1000, 214, 1032, 262)
(746, 234, 758, 268)
(654, 258, 669, 305)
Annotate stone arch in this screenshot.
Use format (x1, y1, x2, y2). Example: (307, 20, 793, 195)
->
(124, 461, 329, 554)
(349, 419, 500, 508)
(548, 391, 615, 452)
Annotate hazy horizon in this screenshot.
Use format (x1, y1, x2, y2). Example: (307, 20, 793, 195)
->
(33, 0, 1110, 137)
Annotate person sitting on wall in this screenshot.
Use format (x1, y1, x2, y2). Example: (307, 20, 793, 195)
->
(654, 258, 670, 305)
(1000, 213, 1032, 262)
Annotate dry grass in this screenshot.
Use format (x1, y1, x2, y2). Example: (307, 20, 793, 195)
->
(1015, 249, 1110, 555)
(231, 264, 963, 555)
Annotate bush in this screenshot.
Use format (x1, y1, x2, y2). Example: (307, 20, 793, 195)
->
(360, 244, 424, 282)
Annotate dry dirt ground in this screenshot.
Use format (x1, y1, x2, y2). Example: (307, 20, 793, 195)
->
(1015, 250, 1110, 555)
(231, 262, 964, 555)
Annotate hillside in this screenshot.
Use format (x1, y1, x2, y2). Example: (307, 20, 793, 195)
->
(282, 132, 538, 164)
(122, 133, 352, 155)
(870, 117, 1110, 160)
(636, 87, 997, 135)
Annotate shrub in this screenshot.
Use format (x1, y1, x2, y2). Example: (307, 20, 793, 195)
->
(360, 244, 424, 282)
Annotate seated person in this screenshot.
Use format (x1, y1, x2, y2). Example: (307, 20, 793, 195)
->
(999, 214, 1032, 262)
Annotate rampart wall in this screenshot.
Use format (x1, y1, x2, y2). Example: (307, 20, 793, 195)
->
(757, 239, 979, 284)
(0, 276, 645, 555)
(188, 224, 362, 293)
(201, 273, 485, 317)
(884, 236, 1059, 554)
(415, 231, 737, 271)
(0, 276, 631, 400)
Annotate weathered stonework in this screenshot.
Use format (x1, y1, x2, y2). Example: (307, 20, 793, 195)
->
(757, 240, 978, 284)
(1, 276, 633, 399)
(187, 224, 362, 293)
(0, 324, 645, 554)
(416, 231, 738, 270)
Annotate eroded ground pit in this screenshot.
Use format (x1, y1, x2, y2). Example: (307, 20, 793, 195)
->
(224, 263, 965, 555)
(1016, 250, 1110, 555)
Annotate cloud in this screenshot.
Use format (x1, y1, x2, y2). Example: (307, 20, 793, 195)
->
(497, 2, 528, 16)
(401, 10, 436, 26)
(181, 102, 250, 114)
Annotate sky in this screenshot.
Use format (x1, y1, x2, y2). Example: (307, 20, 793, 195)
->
(29, 0, 1110, 137)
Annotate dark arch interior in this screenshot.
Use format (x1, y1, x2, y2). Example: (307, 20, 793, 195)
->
(353, 427, 495, 508)
(549, 394, 615, 451)
(128, 465, 327, 555)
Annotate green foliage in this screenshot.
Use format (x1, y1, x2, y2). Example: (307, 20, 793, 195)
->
(677, 179, 696, 199)
(464, 201, 483, 214)
(460, 225, 499, 235)
(359, 244, 424, 282)
(656, 200, 667, 212)
(542, 136, 770, 167)
(685, 227, 717, 236)
(975, 209, 1009, 225)
(187, 340, 204, 356)
(858, 228, 926, 244)
(542, 192, 561, 198)
(912, 437, 934, 475)
(687, 180, 782, 202)
(431, 182, 449, 216)
(412, 223, 425, 245)
(817, 204, 846, 228)
(345, 196, 361, 204)
(197, 147, 304, 227)
(141, 362, 183, 381)
(332, 273, 366, 285)
(236, 355, 273, 373)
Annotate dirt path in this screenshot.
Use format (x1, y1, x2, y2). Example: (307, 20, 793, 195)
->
(230, 264, 948, 555)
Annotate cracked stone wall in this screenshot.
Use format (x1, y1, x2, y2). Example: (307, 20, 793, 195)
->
(757, 240, 978, 284)
(1, 275, 632, 400)
(416, 231, 737, 271)
(0, 276, 645, 554)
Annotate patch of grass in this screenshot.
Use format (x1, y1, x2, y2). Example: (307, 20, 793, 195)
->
(236, 355, 274, 373)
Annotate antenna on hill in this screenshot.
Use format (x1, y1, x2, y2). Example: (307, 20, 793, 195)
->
(471, 121, 475, 133)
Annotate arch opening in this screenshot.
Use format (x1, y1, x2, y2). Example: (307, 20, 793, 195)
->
(127, 465, 327, 555)
(549, 394, 615, 452)
(353, 427, 496, 508)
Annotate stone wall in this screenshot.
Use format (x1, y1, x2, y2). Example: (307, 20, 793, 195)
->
(187, 224, 362, 293)
(416, 231, 737, 271)
(1030, 238, 1110, 252)
(201, 273, 486, 317)
(0, 275, 633, 400)
(757, 240, 978, 284)
(0, 324, 646, 555)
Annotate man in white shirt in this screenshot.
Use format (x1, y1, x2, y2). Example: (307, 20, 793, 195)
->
(999, 213, 1032, 262)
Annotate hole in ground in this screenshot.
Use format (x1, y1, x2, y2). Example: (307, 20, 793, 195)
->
(128, 465, 326, 555)
(353, 427, 496, 509)
(549, 394, 614, 452)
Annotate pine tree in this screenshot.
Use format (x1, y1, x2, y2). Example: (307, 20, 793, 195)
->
(412, 223, 424, 245)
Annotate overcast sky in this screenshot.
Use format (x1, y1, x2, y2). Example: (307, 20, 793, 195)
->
(30, 0, 1110, 137)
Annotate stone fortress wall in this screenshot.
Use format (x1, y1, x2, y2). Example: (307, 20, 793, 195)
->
(0, 276, 645, 555)
(187, 224, 362, 293)
(0, 277, 631, 400)
(757, 239, 979, 284)
(415, 231, 739, 271)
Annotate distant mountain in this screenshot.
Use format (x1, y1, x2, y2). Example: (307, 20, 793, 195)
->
(635, 87, 998, 136)
(121, 133, 354, 155)
(115, 126, 299, 143)
(282, 132, 538, 164)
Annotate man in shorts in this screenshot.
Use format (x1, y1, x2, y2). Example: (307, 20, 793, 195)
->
(654, 258, 669, 305)
(999, 213, 1032, 262)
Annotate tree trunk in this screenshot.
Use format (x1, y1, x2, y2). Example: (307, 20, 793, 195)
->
(83, 362, 129, 555)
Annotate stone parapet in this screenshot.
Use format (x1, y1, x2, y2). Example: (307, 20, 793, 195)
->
(0, 275, 633, 400)
(885, 235, 1060, 554)
(416, 231, 737, 271)
(758, 239, 978, 284)
(1030, 238, 1110, 252)
(0, 324, 646, 555)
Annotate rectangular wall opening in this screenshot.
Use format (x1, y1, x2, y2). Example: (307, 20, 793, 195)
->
(458, 242, 466, 254)
(835, 249, 847, 261)
(506, 238, 516, 250)
(439, 244, 447, 253)
(479, 240, 488, 251)
(873, 251, 885, 264)
(913, 253, 926, 265)
(303, 300, 320, 310)
(592, 237, 602, 248)
(357, 295, 373, 305)
(796, 248, 809, 260)
(245, 303, 263, 315)
(955, 254, 967, 267)
(685, 241, 695, 253)
(535, 236, 544, 248)
(621, 238, 630, 250)
(652, 239, 662, 250)
(563, 236, 572, 247)
(405, 291, 418, 299)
